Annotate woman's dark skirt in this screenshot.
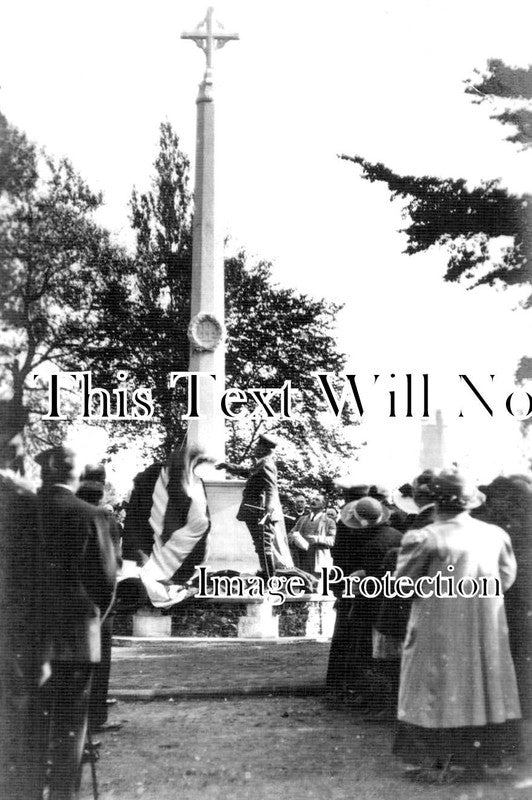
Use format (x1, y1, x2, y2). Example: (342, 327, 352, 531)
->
(326, 598, 373, 694)
(393, 719, 522, 767)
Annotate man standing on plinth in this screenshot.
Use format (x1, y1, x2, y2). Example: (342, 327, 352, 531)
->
(217, 434, 293, 579)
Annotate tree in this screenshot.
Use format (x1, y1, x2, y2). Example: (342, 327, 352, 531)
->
(88, 122, 194, 450)
(340, 155, 531, 298)
(225, 253, 356, 491)
(1, 114, 357, 488)
(465, 59, 532, 150)
(340, 60, 532, 303)
(0, 111, 133, 444)
(92, 122, 358, 489)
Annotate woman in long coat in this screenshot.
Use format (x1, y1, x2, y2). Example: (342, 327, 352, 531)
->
(326, 496, 401, 699)
(393, 470, 521, 781)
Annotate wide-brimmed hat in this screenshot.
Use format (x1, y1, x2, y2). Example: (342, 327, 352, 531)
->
(369, 484, 390, 502)
(432, 470, 485, 511)
(391, 483, 418, 515)
(333, 478, 370, 502)
(340, 497, 391, 529)
(480, 474, 532, 501)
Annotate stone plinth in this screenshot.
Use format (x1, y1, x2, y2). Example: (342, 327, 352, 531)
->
(132, 608, 172, 637)
(237, 601, 279, 639)
(201, 595, 336, 640)
(204, 478, 259, 574)
(305, 598, 336, 639)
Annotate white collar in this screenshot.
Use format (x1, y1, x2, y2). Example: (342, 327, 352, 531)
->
(53, 483, 75, 493)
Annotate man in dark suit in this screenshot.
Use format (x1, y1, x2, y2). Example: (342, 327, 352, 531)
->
(286, 493, 308, 568)
(37, 446, 117, 800)
(0, 402, 51, 800)
(287, 493, 308, 532)
(77, 465, 122, 733)
(217, 434, 293, 579)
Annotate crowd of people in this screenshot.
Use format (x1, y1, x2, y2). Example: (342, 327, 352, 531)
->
(221, 433, 531, 782)
(1, 409, 531, 794)
(288, 469, 531, 783)
(0, 402, 120, 800)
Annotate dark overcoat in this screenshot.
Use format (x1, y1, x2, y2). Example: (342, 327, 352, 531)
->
(40, 486, 117, 663)
(237, 455, 293, 569)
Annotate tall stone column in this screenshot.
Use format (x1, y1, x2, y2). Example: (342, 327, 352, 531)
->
(182, 9, 259, 574)
(182, 7, 238, 459)
(419, 409, 446, 471)
(186, 67, 226, 458)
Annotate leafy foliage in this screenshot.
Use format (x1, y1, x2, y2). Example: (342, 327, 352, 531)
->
(340, 60, 532, 309)
(87, 122, 194, 448)
(339, 154, 531, 298)
(92, 122, 358, 486)
(225, 253, 356, 490)
(0, 110, 133, 437)
(1, 114, 357, 487)
(466, 59, 532, 149)
(341, 59, 532, 398)
(0, 114, 38, 194)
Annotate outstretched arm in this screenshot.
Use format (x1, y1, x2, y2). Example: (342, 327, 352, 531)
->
(216, 461, 249, 478)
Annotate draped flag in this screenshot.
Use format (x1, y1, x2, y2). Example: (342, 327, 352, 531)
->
(121, 446, 211, 608)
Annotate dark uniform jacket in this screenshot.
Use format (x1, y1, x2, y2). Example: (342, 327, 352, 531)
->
(40, 486, 117, 663)
(237, 455, 281, 524)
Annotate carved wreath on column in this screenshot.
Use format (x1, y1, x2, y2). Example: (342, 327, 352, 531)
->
(187, 313, 225, 351)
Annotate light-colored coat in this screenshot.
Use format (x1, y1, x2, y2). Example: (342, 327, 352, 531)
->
(395, 512, 521, 729)
(291, 510, 336, 575)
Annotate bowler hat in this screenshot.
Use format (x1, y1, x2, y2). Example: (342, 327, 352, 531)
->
(82, 463, 106, 483)
(35, 445, 78, 480)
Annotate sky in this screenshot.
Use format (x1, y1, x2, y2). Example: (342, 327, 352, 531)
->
(2, 0, 532, 490)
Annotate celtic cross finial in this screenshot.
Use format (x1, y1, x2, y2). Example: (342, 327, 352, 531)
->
(181, 7, 239, 75)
